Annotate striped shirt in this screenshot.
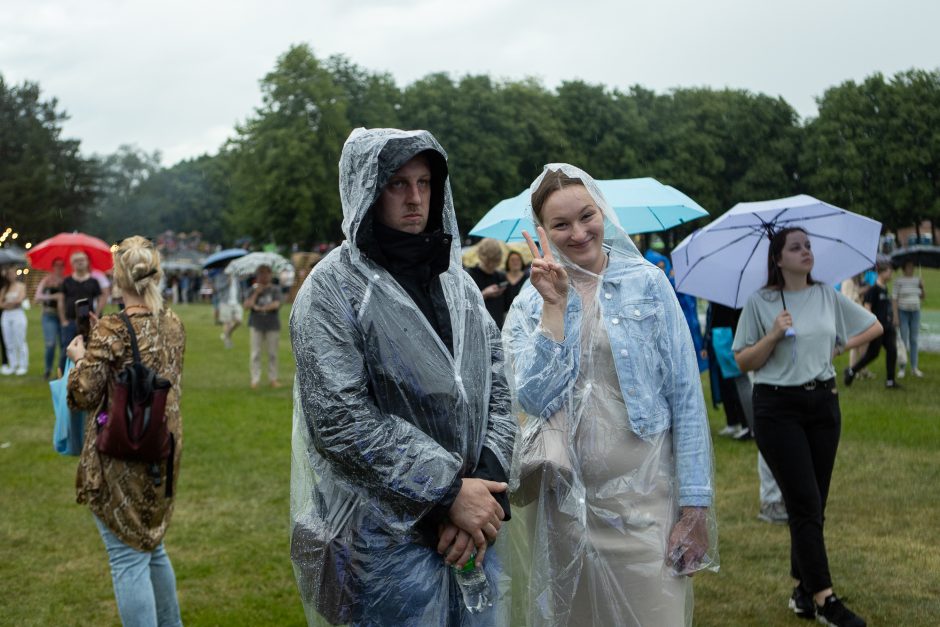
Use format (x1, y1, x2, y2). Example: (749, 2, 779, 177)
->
(892, 275, 923, 311)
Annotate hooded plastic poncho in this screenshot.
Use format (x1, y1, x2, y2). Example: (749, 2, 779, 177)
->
(290, 128, 516, 626)
(504, 164, 718, 627)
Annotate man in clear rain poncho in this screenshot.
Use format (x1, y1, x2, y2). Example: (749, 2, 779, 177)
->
(290, 128, 517, 626)
(504, 164, 718, 626)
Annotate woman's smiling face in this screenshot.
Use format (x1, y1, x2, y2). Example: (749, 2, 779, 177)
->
(540, 184, 605, 273)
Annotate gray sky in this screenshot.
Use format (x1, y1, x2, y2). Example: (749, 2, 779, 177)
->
(2, 0, 937, 166)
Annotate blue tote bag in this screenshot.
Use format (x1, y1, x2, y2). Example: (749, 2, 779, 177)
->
(51, 358, 85, 456)
(711, 327, 743, 379)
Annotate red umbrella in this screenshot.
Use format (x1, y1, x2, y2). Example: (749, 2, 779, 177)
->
(27, 232, 114, 273)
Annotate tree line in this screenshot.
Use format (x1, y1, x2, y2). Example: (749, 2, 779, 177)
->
(3, 44, 938, 248)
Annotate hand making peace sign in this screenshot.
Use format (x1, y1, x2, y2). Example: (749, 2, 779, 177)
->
(522, 226, 569, 308)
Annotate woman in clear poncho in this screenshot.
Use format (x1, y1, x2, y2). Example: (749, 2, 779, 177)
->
(504, 165, 718, 626)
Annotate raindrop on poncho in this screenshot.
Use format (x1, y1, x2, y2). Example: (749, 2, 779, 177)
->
(289, 128, 517, 626)
(504, 164, 718, 627)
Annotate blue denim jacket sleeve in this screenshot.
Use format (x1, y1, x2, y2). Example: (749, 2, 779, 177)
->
(653, 270, 714, 507)
(503, 286, 579, 420)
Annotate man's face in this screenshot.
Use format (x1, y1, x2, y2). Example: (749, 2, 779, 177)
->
(70, 252, 89, 273)
(375, 156, 432, 234)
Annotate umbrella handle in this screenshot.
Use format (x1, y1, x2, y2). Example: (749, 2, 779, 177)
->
(780, 291, 796, 337)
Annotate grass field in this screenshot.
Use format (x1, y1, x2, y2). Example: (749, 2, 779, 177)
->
(1, 277, 938, 626)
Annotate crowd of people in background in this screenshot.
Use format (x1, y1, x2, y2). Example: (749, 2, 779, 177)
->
(1, 127, 932, 627)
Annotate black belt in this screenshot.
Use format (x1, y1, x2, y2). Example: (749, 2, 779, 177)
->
(756, 377, 836, 392)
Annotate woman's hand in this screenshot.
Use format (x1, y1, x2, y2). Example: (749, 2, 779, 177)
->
(771, 309, 793, 340)
(480, 284, 506, 300)
(66, 335, 86, 363)
(667, 507, 710, 576)
(522, 227, 568, 308)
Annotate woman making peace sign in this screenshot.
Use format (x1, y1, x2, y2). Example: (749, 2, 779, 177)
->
(504, 164, 717, 626)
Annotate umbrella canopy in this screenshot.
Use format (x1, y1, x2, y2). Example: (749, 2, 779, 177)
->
(27, 232, 113, 273)
(224, 251, 292, 277)
(672, 194, 882, 309)
(890, 245, 940, 269)
(0, 245, 27, 266)
(469, 177, 709, 242)
(202, 248, 247, 269)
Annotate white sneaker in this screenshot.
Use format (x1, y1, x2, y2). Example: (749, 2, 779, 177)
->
(0, 365, 12, 376)
(14, 368, 27, 376)
(718, 425, 737, 437)
(913, 368, 924, 378)
(897, 369, 905, 379)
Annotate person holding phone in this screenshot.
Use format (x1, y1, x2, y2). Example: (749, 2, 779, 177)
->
(243, 264, 282, 389)
(58, 251, 103, 372)
(504, 164, 716, 625)
(66, 236, 185, 627)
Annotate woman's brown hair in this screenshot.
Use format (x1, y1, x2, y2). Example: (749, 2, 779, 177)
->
(764, 227, 816, 289)
(530, 169, 585, 224)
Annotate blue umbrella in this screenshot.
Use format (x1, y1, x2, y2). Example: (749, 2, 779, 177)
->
(468, 189, 531, 241)
(202, 248, 247, 269)
(469, 177, 708, 242)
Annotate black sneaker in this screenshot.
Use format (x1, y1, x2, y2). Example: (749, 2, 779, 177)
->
(815, 594, 866, 627)
(843, 367, 855, 387)
(788, 585, 814, 619)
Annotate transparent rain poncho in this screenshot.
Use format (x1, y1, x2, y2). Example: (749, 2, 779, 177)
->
(289, 128, 516, 626)
(504, 164, 718, 626)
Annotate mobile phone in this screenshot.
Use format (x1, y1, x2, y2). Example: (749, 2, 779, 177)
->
(75, 298, 91, 342)
(497, 281, 509, 289)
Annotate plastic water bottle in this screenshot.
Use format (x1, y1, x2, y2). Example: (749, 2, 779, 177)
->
(453, 554, 491, 613)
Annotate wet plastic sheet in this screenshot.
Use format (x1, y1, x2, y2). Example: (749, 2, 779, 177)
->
(504, 164, 718, 626)
(290, 128, 516, 626)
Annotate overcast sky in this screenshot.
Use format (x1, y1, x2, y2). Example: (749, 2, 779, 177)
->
(2, 0, 938, 166)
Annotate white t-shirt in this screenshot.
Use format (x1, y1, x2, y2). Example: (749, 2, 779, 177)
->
(733, 284, 876, 386)
(225, 277, 241, 306)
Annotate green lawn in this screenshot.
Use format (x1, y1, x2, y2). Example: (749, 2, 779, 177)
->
(1, 294, 938, 626)
(915, 265, 940, 310)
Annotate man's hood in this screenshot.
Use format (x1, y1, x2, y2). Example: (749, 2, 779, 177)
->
(339, 128, 458, 264)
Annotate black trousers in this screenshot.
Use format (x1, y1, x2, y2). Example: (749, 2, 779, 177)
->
(753, 381, 841, 593)
(718, 374, 749, 427)
(851, 322, 897, 381)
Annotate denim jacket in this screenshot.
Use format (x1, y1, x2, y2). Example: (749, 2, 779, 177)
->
(505, 254, 713, 507)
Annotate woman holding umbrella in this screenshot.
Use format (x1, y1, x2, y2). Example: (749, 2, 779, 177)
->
(505, 165, 717, 626)
(733, 227, 882, 627)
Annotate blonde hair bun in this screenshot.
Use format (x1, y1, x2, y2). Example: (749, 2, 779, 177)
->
(114, 236, 164, 313)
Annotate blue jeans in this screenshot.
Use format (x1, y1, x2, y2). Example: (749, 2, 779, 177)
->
(898, 309, 921, 370)
(41, 312, 62, 376)
(60, 320, 77, 373)
(93, 515, 183, 627)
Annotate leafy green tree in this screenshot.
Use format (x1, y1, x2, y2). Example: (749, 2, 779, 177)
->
(227, 44, 349, 247)
(83, 144, 162, 242)
(0, 75, 97, 241)
(325, 55, 402, 130)
(803, 69, 940, 232)
(400, 74, 568, 235)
